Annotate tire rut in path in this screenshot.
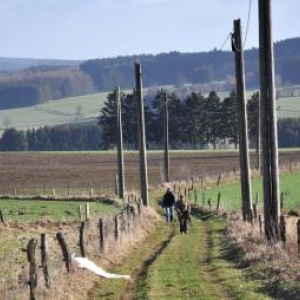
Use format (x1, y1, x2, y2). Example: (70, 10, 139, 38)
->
(120, 224, 175, 300)
(129, 217, 231, 299)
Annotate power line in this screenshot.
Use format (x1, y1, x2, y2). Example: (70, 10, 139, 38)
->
(205, 32, 232, 67)
(243, 0, 252, 47)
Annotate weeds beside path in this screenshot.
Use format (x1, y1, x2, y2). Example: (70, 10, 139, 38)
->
(90, 208, 272, 300)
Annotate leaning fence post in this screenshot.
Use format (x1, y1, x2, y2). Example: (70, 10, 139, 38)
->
(41, 233, 51, 288)
(79, 222, 86, 257)
(27, 238, 37, 300)
(56, 232, 73, 273)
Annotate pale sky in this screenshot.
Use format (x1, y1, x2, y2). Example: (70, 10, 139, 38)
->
(0, 0, 298, 60)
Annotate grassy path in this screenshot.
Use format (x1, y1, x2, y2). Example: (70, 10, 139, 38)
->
(133, 218, 228, 299)
(89, 209, 271, 300)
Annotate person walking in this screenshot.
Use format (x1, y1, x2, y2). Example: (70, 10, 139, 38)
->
(162, 188, 175, 223)
(175, 194, 191, 233)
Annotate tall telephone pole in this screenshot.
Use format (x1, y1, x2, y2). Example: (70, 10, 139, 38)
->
(163, 90, 169, 182)
(258, 0, 280, 240)
(116, 87, 125, 200)
(135, 62, 149, 206)
(232, 19, 253, 221)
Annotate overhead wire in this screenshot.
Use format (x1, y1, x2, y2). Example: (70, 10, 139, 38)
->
(205, 32, 232, 67)
(243, 0, 252, 47)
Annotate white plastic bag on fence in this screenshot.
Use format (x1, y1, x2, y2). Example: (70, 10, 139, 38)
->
(71, 254, 131, 280)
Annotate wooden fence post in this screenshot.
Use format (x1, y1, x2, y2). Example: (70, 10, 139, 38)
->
(0, 209, 4, 223)
(297, 219, 300, 259)
(259, 215, 263, 236)
(194, 189, 198, 204)
(79, 222, 86, 257)
(216, 192, 221, 213)
(85, 203, 90, 221)
(99, 218, 104, 253)
(137, 202, 142, 215)
(279, 216, 286, 246)
(78, 205, 83, 222)
(253, 203, 258, 219)
(217, 174, 221, 186)
(280, 192, 284, 210)
(41, 233, 51, 288)
(114, 215, 119, 241)
(27, 238, 37, 300)
(207, 199, 212, 210)
(56, 232, 73, 273)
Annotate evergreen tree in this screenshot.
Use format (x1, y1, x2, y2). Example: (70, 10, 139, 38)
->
(220, 91, 239, 148)
(0, 128, 27, 151)
(122, 92, 139, 149)
(247, 92, 259, 147)
(182, 92, 206, 148)
(98, 92, 117, 150)
(205, 91, 221, 149)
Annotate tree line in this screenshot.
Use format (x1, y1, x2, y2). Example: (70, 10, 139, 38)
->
(1, 89, 300, 151)
(0, 124, 101, 151)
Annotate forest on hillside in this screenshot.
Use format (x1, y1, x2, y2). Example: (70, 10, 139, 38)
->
(0, 37, 299, 110)
(80, 37, 300, 92)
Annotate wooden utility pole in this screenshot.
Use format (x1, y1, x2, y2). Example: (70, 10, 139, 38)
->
(258, 0, 280, 240)
(232, 19, 253, 221)
(135, 62, 149, 206)
(163, 90, 169, 182)
(116, 87, 125, 199)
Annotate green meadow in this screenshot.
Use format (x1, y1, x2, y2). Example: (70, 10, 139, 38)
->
(196, 170, 300, 211)
(0, 198, 122, 222)
(0, 92, 108, 132)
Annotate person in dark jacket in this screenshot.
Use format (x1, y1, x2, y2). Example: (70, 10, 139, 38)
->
(162, 188, 175, 223)
(175, 194, 191, 233)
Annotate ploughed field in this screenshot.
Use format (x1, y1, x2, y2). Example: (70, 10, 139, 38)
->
(0, 150, 299, 196)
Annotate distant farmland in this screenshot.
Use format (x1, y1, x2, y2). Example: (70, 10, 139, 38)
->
(0, 150, 299, 196)
(0, 87, 299, 133)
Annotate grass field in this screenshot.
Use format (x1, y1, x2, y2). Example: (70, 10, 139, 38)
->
(193, 170, 300, 212)
(0, 87, 299, 133)
(0, 92, 108, 132)
(0, 198, 122, 222)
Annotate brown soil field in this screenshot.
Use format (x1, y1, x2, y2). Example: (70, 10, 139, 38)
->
(0, 150, 299, 196)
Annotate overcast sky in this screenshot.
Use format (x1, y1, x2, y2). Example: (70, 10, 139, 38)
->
(0, 0, 298, 60)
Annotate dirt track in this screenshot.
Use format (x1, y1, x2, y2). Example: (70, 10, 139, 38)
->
(0, 150, 299, 195)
